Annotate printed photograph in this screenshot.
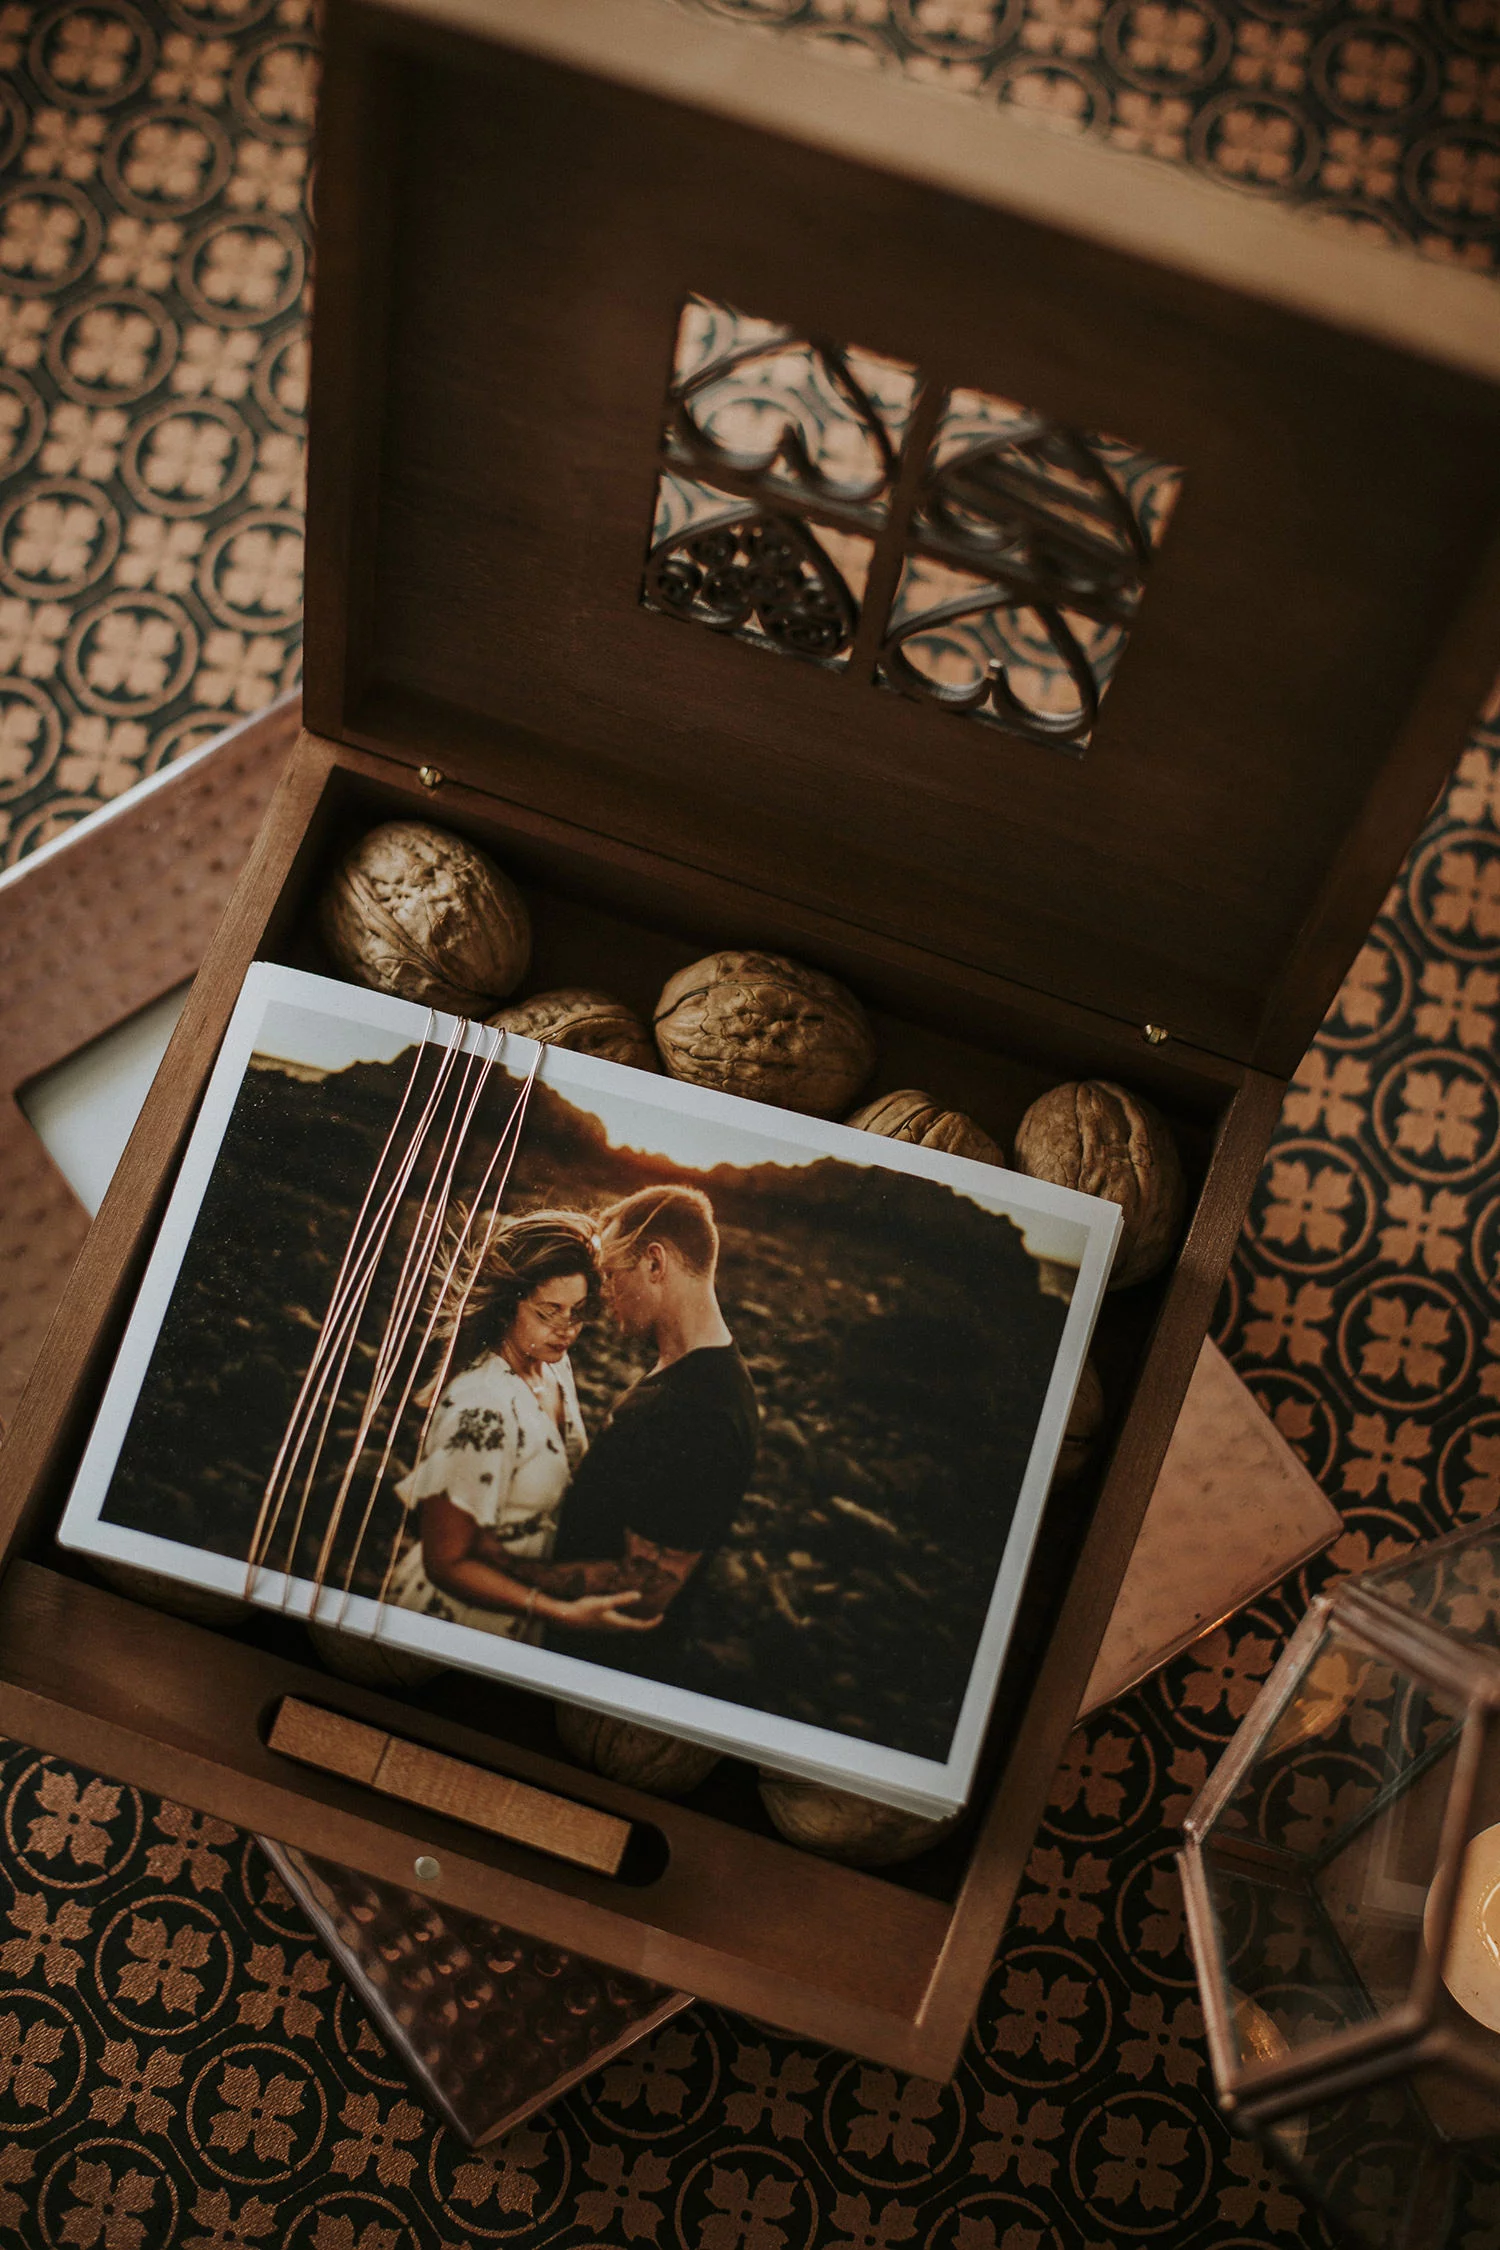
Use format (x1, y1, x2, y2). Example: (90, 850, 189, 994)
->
(68, 971, 1104, 1774)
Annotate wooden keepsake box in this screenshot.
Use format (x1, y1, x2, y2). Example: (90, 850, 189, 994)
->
(4, 0, 1500, 2080)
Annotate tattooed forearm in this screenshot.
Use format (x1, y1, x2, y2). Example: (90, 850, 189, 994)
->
(499, 1554, 625, 1599)
(486, 1531, 700, 1619)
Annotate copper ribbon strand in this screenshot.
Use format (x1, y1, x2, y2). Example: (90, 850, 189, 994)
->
(244, 1012, 469, 1597)
(247, 1017, 471, 1598)
(243, 1012, 441, 1596)
(304, 1023, 510, 1615)
(366, 1048, 543, 1634)
(326, 1040, 542, 1631)
(245, 1011, 547, 1657)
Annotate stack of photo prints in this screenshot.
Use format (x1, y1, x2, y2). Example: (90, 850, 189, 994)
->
(59, 965, 1120, 1818)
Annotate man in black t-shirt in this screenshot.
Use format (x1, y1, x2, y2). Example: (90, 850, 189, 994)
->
(493, 1185, 759, 1669)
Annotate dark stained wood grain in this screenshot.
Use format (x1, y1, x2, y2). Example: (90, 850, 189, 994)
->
(920, 1065, 1289, 2066)
(304, 6, 1500, 1075)
(0, 1559, 954, 2061)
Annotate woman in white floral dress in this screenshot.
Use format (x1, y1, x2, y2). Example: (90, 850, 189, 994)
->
(390, 1210, 641, 1642)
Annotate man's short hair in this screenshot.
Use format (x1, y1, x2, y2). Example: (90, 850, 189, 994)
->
(600, 1185, 718, 1277)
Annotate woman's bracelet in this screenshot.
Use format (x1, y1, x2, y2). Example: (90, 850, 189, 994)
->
(523, 1584, 540, 1621)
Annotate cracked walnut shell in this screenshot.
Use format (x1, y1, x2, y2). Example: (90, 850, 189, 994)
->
(846, 1087, 1005, 1166)
(307, 1623, 444, 1691)
(756, 1773, 960, 1867)
(1013, 1080, 1186, 1289)
(320, 820, 531, 1015)
(654, 951, 875, 1117)
(92, 1557, 252, 1628)
(489, 988, 658, 1072)
(553, 1705, 719, 1798)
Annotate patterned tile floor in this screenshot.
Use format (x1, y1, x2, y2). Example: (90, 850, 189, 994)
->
(4, 0, 1500, 2244)
(0, 0, 309, 867)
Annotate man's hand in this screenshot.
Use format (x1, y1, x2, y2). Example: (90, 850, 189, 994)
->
(618, 1530, 699, 1619)
(492, 1532, 702, 1620)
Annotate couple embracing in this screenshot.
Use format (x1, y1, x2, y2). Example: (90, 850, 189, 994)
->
(390, 1186, 759, 1670)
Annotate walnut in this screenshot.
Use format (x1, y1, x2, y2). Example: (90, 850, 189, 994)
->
(92, 1557, 252, 1628)
(847, 1087, 1005, 1166)
(553, 1705, 720, 1798)
(1055, 1356, 1104, 1482)
(320, 821, 531, 1015)
(307, 1623, 444, 1690)
(654, 951, 875, 1117)
(489, 988, 658, 1073)
(756, 1772, 959, 1867)
(1013, 1080, 1186, 1289)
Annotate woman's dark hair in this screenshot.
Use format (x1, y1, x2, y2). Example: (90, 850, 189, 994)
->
(434, 1207, 603, 1366)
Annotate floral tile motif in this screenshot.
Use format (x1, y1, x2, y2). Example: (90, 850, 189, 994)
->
(2, 1, 1500, 2245)
(672, 0, 1500, 276)
(0, 0, 310, 866)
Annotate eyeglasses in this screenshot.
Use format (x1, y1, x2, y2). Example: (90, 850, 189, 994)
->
(526, 1300, 590, 1332)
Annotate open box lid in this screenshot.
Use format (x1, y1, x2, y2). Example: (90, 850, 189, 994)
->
(304, 0, 1500, 1079)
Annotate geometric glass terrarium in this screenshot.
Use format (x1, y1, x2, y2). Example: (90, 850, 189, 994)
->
(1180, 1520, 1500, 2250)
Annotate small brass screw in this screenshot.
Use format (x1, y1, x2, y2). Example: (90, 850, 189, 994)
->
(1142, 1023, 1169, 1046)
(417, 766, 443, 791)
(413, 1855, 440, 1882)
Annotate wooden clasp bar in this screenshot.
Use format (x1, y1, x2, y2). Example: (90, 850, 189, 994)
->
(268, 1697, 631, 1878)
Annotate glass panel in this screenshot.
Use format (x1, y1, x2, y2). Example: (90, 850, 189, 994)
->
(1272, 2079, 1456, 2250)
(1204, 1860, 1374, 2059)
(1201, 1617, 1478, 2059)
(1213, 1618, 1459, 1867)
(881, 552, 1121, 748)
(640, 292, 1186, 743)
(921, 387, 1181, 565)
(1409, 2057, 1500, 2146)
(1314, 1685, 1463, 2017)
(1427, 1807, 1500, 2128)
(641, 293, 917, 673)
(1452, 2146, 1500, 2243)
(1361, 1520, 1500, 1665)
